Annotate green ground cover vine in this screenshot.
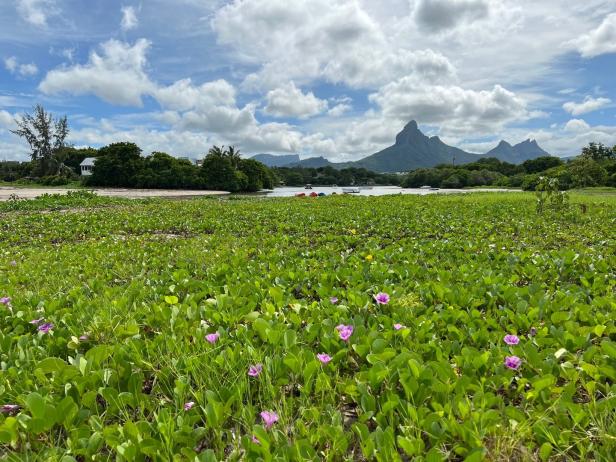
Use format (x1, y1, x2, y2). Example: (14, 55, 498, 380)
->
(0, 192, 614, 461)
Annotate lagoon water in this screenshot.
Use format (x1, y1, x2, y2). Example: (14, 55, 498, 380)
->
(263, 186, 516, 197)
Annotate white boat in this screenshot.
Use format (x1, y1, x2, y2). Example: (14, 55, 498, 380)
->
(342, 187, 361, 194)
(420, 185, 432, 190)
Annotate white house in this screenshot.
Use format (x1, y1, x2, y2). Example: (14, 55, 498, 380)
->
(80, 157, 96, 176)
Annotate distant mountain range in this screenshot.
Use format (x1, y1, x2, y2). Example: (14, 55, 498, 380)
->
(250, 120, 551, 172)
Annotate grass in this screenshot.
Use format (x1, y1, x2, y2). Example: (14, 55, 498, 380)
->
(0, 192, 614, 461)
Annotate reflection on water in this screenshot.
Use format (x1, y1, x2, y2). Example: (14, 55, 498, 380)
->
(262, 186, 516, 197)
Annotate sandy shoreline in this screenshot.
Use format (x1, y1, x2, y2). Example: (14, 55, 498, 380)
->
(0, 187, 229, 201)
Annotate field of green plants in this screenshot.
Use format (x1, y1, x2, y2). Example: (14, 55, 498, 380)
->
(0, 192, 615, 461)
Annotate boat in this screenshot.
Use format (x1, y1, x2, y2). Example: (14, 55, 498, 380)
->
(342, 187, 361, 194)
(358, 186, 373, 190)
(295, 192, 306, 197)
(420, 185, 432, 190)
(304, 184, 313, 189)
(309, 192, 318, 197)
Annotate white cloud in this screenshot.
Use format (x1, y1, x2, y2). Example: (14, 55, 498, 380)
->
(213, 0, 455, 90)
(369, 77, 530, 134)
(264, 82, 328, 119)
(154, 78, 237, 112)
(564, 118, 590, 132)
(414, 0, 489, 32)
(39, 39, 155, 106)
(328, 103, 352, 117)
(563, 96, 611, 115)
(4, 56, 38, 77)
(120, 6, 139, 31)
(0, 110, 14, 128)
(16, 0, 53, 26)
(571, 13, 616, 58)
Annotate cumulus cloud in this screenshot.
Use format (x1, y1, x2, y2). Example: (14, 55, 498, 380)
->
(213, 0, 455, 90)
(39, 39, 155, 106)
(563, 96, 611, 115)
(571, 13, 616, 58)
(264, 82, 328, 119)
(0, 110, 14, 128)
(564, 118, 591, 132)
(120, 6, 139, 31)
(155, 79, 237, 112)
(369, 77, 530, 134)
(414, 0, 490, 32)
(16, 0, 53, 26)
(328, 103, 352, 117)
(4, 56, 38, 77)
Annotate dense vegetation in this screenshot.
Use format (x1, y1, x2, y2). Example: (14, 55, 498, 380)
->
(274, 166, 401, 187)
(1, 192, 614, 460)
(402, 144, 616, 190)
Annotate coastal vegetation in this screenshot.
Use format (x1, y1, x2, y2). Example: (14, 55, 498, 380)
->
(1, 192, 614, 460)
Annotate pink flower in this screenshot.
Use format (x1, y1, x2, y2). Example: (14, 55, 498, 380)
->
(184, 401, 195, 411)
(504, 334, 520, 345)
(260, 411, 278, 429)
(393, 323, 405, 330)
(38, 323, 54, 334)
(1, 404, 20, 415)
(329, 296, 339, 304)
(374, 292, 390, 305)
(79, 335, 90, 341)
(0, 297, 11, 305)
(248, 364, 263, 377)
(251, 435, 260, 444)
(317, 353, 332, 364)
(504, 356, 522, 370)
(336, 324, 354, 342)
(30, 318, 44, 325)
(205, 332, 220, 344)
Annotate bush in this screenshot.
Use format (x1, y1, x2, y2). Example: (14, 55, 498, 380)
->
(38, 175, 70, 186)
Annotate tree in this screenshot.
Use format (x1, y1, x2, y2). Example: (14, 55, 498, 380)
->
(522, 156, 563, 174)
(568, 158, 608, 188)
(238, 158, 274, 191)
(580, 142, 614, 161)
(201, 147, 244, 192)
(85, 142, 144, 187)
(10, 104, 69, 176)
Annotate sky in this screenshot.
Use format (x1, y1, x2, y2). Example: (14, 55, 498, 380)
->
(1, 0, 615, 162)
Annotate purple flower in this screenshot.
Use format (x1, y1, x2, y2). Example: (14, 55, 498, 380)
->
(9, 260, 17, 267)
(0, 404, 20, 415)
(329, 296, 339, 304)
(251, 435, 260, 444)
(504, 334, 520, 345)
(529, 327, 537, 337)
(336, 324, 354, 342)
(248, 364, 263, 377)
(393, 323, 405, 331)
(79, 335, 90, 341)
(260, 411, 278, 429)
(0, 297, 11, 305)
(30, 318, 44, 325)
(38, 323, 54, 334)
(184, 401, 195, 411)
(317, 353, 332, 364)
(374, 292, 390, 305)
(504, 356, 522, 370)
(205, 332, 220, 344)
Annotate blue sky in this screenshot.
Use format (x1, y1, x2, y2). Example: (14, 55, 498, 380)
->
(1, 0, 615, 162)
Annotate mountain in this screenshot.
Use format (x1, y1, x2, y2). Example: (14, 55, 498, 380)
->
(250, 121, 551, 173)
(485, 139, 549, 163)
(250, 153, 300, 167)
(355, 121, 481, 172)
(290, 156, 333, 168)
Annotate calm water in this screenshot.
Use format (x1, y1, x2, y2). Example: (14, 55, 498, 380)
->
(263, 186, 516, 197)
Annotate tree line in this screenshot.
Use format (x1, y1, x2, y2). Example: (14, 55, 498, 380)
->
(402, 144, 616, 190)
(2, 105, 275, 192)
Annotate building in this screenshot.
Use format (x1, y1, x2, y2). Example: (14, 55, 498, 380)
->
(80, 157, 97, 176)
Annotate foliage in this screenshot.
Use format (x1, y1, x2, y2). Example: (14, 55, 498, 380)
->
(580, 142, 615, 161)
(535, 177, 569, 214)
(85, 142, 144, 188)
(9, 105, 69, 177)
(522, 156, 563, 174)
(0, 192, 615, 460)
(568, 158, 609, 188)
(276, 166, 401, 187)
